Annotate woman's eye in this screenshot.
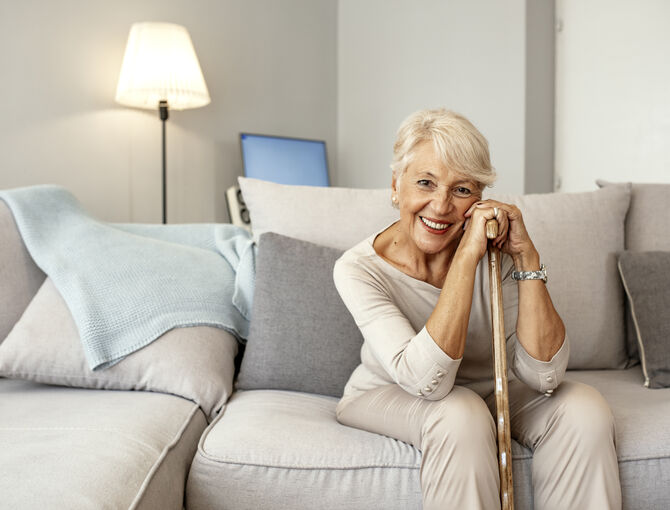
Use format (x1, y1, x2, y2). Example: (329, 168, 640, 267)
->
(453, 186, 472, 197)
(417, 179, 432, 187)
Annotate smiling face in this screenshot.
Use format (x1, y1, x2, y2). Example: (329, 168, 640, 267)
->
(392, 141, 482, 256)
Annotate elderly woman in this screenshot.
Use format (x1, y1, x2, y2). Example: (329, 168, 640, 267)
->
(334, 109, 621, 509)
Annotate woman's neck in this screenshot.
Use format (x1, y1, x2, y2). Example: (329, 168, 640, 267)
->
(373, 222, 459, 288)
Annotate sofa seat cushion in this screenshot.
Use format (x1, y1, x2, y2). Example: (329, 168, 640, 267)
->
(566, 367, 670, 508)
(186, 389, 534, 510)
(0, 378, 207, 510)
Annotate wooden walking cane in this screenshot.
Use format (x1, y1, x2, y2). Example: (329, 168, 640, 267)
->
(486, 218, 514, 510)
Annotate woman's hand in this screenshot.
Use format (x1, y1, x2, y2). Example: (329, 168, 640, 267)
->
(461, 200, 538, 265)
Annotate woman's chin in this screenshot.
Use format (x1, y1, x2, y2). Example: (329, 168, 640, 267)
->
(414, 232, 460, 255)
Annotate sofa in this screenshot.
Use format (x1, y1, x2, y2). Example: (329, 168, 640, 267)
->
(1, 177, 669, 509)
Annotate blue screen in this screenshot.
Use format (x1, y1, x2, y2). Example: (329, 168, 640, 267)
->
(240, 134, 329, 186)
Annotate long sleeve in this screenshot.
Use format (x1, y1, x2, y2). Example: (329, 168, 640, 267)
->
(334, 257, 461, 400)
(499, 255, 570, 393)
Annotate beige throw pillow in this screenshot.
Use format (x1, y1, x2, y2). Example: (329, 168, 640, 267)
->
(238, 177, 399, 250)
(0, 200, 46, 344)
(0, 278, 238, 420)
(486, 185, 631, 369)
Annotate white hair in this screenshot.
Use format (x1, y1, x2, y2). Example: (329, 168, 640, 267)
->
(390, 108, 496, 189)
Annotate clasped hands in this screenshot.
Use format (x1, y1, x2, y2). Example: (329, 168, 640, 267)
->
(460, 200, 539, 268)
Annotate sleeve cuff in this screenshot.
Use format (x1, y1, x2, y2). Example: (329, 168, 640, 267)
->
(513, 334, 570, 393)
(409, 327, 462, 400)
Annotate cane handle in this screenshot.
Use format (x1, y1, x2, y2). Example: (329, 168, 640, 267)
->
(486, 218, 498, 240)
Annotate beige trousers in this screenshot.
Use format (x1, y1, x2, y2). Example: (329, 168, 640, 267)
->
(336, 380, 621, 510)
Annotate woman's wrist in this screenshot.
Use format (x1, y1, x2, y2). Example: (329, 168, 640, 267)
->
(512, 244, 540, 271)
(453, 244, 483, 272)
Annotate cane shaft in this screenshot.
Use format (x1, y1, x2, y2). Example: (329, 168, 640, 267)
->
(486, 219, 514, 509)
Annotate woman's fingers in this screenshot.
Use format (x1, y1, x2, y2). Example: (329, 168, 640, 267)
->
(463, 202, 478, 218)
(478, 202, 535, 255)
(469, 200, 513, 249)
(494, 209, 509, 247)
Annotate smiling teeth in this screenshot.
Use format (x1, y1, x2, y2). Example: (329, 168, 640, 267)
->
(421, 217, 450, 230)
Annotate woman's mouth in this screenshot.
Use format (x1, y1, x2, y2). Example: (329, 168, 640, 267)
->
(420, 216, 451, 233)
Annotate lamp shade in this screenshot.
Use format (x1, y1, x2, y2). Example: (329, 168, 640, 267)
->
(115, 22, 210, 110)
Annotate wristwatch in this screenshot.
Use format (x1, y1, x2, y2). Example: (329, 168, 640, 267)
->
(512, 263, 547, 283)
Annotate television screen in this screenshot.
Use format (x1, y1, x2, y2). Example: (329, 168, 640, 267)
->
(240, 133, 329, 186)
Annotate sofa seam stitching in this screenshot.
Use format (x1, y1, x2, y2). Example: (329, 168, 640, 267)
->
(196, 456, 421, 471)
(128, 403, 202, 510)
(618, 454, 670, 463)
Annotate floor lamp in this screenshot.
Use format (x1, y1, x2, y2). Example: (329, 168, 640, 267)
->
(115, 22, 210, 224)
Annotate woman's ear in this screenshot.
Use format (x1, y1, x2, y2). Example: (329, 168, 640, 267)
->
(391, 176, 400, 208)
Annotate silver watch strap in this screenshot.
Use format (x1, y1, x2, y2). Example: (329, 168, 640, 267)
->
(512, 263, 547, 283)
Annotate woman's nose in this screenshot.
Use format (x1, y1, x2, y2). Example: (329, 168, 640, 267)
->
(433, 191, 454, 215)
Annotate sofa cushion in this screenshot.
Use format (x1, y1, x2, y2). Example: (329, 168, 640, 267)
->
(236, 232, 364, 397)
(618, 252, 670, 388)
(238, 177, 399, 250)
(0, 278, 238, 419)
(486, 186, 631, 369)
(186, 389, 534, 510)
(566, 367, 670, 509)
(0, 200, 45, 344)
(0, 378, 207, 510)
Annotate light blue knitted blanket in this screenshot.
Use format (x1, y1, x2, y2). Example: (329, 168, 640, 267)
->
(0, 185, 255, 370)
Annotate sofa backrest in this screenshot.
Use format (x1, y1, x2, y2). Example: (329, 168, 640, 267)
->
(623, 183, 670, 252)
(0, 200, 46, 344)
(597, 181, 670, 252)
(239, 177, 632, 371)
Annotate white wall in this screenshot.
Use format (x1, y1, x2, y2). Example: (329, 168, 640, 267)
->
(555, 0, 670, 192)
(336, 0, 549, 194)
(0, 0, 337, 222)
(1, 0, 568, 220)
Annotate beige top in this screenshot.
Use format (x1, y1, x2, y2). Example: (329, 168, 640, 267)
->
(334, 231, 569, 403)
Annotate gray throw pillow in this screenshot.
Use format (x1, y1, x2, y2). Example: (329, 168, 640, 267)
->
(237, 232, 364, 397)
(618, 251, 670, 388)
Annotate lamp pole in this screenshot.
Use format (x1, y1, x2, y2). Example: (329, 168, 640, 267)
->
(159, 100, 168, 224)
